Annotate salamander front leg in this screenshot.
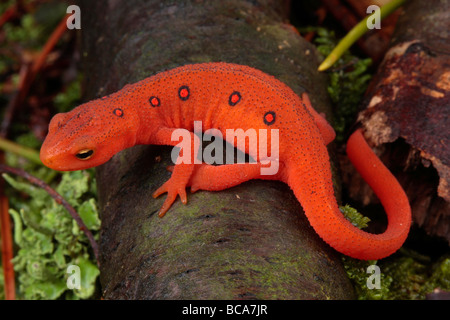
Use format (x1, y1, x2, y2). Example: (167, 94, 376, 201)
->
(152, 163, 194, 217)
(151, 127, 200, 217)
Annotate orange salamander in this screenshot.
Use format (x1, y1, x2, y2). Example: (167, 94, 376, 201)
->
(40, 62, 411, 260)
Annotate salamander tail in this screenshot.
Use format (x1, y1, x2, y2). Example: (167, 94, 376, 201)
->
(287, 128, 411, 260)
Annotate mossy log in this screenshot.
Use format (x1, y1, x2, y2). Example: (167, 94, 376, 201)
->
(80, 0, 355, 299)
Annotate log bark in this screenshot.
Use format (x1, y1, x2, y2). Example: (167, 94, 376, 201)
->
(349, 0, 450, 244)
(80, 0, 355, 299)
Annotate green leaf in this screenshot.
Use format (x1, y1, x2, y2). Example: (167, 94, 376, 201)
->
(53, 245, 67, 269)
(26, 260, 47, 281)
(21, 228, 54, 254)
(56, 171, 91, 206)
(3, 173, 50, 208)
(9, 208, 24, 247)
(23, 280, 67, 300)
(78, 198, 100, 231)
(54, 78, 82, 113)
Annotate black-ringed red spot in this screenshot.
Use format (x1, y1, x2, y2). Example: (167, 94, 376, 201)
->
(149, 96, 161, 107)
(228, 91, 241, 106)
(178, 86, 190, 101)
(113, 108, 124, 117)
(263, 111, 276, 126)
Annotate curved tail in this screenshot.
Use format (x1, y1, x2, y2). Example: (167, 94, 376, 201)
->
(288, 129, 411, 260)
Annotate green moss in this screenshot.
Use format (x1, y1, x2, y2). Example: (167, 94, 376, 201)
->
(1, 1, 66, 54)
(3, 14, 44, 47)
(340, 204, 371, 229)
(339, 202, 450, 300)
(381, 254, 450, 299)
(53, 77, 83, 113)
(2, 167, 100, 300)
(343, 252, 450, 300)
(342, 258, 391, 300)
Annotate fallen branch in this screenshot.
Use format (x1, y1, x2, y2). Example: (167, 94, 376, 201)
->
(0, 137, 43, 165)
(0, 193, 14, 300)
(0, 14, 70, 137)
(0, 2, 18, 28)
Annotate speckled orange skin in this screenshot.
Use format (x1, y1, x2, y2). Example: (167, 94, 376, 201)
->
(40, 63, 411, 260)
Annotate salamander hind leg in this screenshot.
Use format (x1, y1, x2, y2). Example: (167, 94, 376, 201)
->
(300, 93, 336, 145)
(188, 162, 279, 192)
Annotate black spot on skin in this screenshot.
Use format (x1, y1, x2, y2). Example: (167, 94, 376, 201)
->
(149, 96, 161, 107)
(229, 91, 241, 106)
(178, 86, 190, 101)
(263, 111, 276, 126)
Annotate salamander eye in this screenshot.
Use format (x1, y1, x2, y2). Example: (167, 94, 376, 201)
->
(76, 149, 94, 160)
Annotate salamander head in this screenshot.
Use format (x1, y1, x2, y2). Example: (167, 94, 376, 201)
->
(40, 97, 140, 171)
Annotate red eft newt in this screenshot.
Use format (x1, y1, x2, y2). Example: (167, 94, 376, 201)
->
(40, 62, 411, 260)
